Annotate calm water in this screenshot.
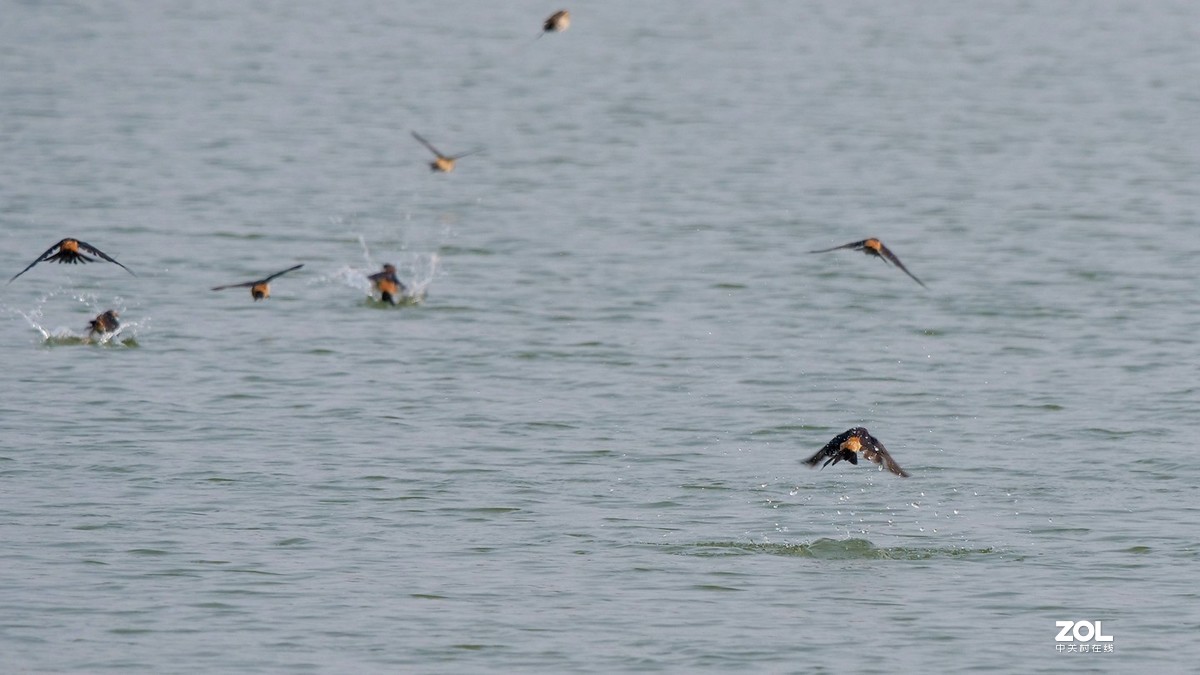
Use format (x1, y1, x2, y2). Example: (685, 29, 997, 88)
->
(2, 1, 1198, 672)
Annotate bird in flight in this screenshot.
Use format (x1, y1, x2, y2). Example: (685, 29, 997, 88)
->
(8, 238, 135, 284)
(803, 427, 911, 477)
(211, 264, 303, 301)
(541, 10, 571, 36)
(368, 263, 406, 305)
(87, 309, 120, 337)
(411, 131, 479, 173)
(810, 238, 926, 288)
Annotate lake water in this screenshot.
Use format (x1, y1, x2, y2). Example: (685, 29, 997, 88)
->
(2, 1, 1198, 672)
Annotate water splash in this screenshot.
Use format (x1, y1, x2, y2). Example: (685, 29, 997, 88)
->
(5, 290, 142, 347)
(327, 234, 440, 306)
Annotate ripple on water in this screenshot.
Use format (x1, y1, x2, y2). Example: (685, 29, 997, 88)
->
(667, 538, 999, 560)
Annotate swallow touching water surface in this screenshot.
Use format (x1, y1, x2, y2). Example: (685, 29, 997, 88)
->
(368, 263, 407, 305)
(542, 10, 570, 35)
(810, 238, 926, 288)
(87, 309, 120, 337)
(211, 264, 303, 301)
(804, 427, 910, 477)
(411, 131, 478, 173)
(8, 238, 135, 283)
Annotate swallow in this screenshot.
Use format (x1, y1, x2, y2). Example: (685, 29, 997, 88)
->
(211, 264, 303, 301)
(542, 10, 570, 35)
(87, 309, 120, 337)
(368, 263, 407, 305)
(809, 238, 926, 288)
(803, 427, 910, 477)
(411, 131, 479, 173)
(8, 238, 136, 284)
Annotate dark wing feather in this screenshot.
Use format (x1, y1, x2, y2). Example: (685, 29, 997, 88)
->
(859, 432, 910, 477)
(804, 428, 855, 469)
(262, 264, 304, 283)
(803, 439, 839, 468)
(211, 280, 258, 291)
(76, 240, 136, 276)
(213, 264, 302, 290)
(448, 149, 482, 161)
(7, 239, 69, 283)
(803, 447, 831, 467)
(808, 240, 867, 254)
(876, 243, 926, 288)
(411, 131, 445, 159)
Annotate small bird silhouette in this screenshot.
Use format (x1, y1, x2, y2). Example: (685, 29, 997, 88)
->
(368, 263, 406, 305)
(87, 309, 120, 337)
(211, 264, 303, 301)
(810, 238, 926, 288)
(8, 238, 135, 283)
(411, 131, 478, 173)
(803, 427, 910, 477)
(541, 10, 571, 36)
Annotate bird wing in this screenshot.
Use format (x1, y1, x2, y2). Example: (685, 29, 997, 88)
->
(262, 264, 304, 283)
(76, 240, 136, 276)
(449, 149, 482, 161)
(211, 280, 258, 291)
(7, 239, 68, 283)
(808, 240, 866, 254)
(877, 243, 926, 288)
(411, 131, 445, 158)
(213, 264, 301, 291)
(860, 432, 910, 477)
(803, 443, 835, 468)
(803, 429, 854, 468)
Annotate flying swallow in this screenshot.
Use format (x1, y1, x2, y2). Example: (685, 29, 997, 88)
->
(8, 238, 136, 284)
(809, 238, 926, 288)
(803, 427, 910, 477)
(87, 309, 120, 337)
(541, 10, 570, 35)
(368, 263, 407, 305)
(211, 264, 303, 301)
(411, 131, 479, 173)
